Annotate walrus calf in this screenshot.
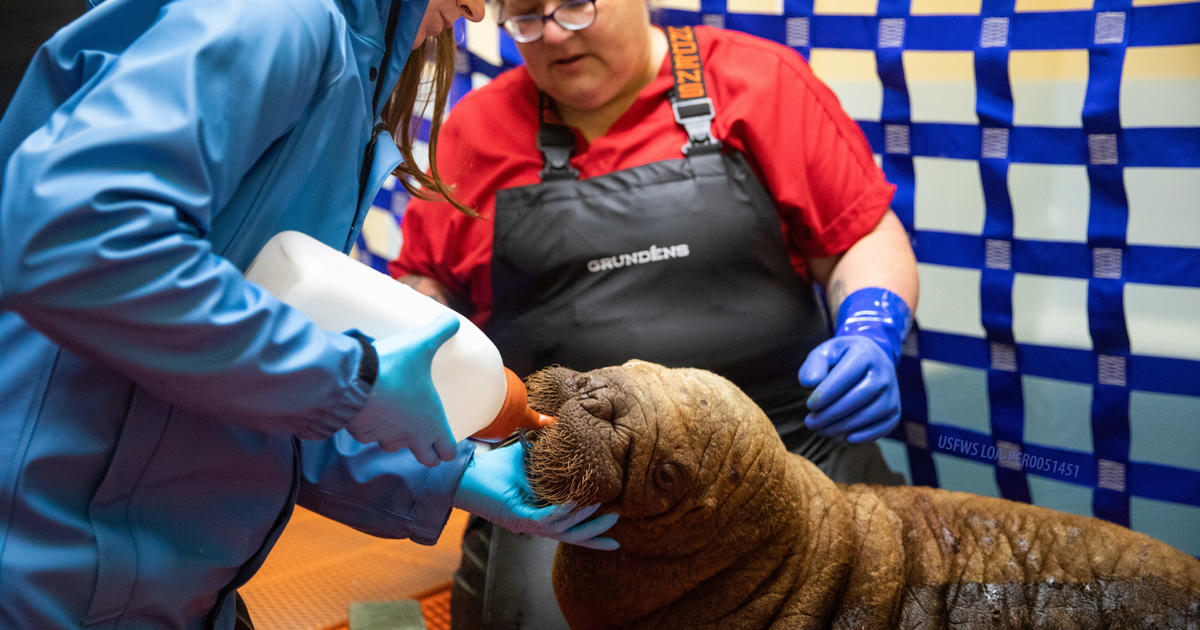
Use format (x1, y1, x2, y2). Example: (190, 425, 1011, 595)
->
(522, 360, 1200, 629)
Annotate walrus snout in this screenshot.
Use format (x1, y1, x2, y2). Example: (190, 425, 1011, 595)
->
(523, 365, 633, 508)
(522, 361, 755, 524)
(525, 365, 588, 417)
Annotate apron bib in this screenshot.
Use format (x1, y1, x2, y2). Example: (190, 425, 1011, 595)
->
(487, 26, 832, 456)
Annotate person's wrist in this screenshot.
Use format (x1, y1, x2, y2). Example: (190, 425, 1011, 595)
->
(834, 287, 912, 365)
(344, 329, 379, 387)
(452, 455, 478, 509)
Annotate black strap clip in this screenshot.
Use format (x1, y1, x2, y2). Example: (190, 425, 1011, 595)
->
(537, 125, 580, 181)
(536, 91, 580, 181)
(670, 96, 721, 155)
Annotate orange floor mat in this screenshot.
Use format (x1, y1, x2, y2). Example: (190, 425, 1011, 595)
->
(240, 507, 467, 630)
(418, 584, 453, 630)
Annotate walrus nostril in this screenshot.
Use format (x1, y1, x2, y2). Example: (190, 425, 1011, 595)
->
(525, 366, 580, 415)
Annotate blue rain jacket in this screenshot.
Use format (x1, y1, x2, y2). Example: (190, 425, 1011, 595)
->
(0, 0, 474, 627)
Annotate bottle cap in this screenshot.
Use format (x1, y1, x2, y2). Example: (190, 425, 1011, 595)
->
(471, 368, 557, 440)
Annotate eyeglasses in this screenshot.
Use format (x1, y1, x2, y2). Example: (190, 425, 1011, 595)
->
(500, 0, 597, 43)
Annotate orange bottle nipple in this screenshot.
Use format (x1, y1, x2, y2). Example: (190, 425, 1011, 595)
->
(471, 368, 557, 440)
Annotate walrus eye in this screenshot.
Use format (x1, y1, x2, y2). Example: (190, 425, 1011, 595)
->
(653, 462, 686, 493)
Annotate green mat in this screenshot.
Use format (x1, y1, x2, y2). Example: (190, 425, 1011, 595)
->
(347, 600, 426, 630)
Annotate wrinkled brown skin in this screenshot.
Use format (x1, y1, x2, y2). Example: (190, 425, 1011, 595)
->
(522, 361, 1200, 630)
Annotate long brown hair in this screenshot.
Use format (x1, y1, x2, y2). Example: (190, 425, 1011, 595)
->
(382, 30, 477, 217)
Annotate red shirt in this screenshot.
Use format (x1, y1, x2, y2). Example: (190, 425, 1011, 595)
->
(391, 26, 895, 328)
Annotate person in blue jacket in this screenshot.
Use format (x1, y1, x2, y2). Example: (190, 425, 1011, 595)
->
(0, 0, 618, 628)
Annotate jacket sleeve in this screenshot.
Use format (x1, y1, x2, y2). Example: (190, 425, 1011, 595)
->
(297, 433, 475, 544)
(0, 0, 370, 439)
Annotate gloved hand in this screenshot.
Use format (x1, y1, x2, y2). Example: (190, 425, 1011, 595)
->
(453, 442, 620, 550)
(346, 313, 460, 467)
(799, 287, 912, 444)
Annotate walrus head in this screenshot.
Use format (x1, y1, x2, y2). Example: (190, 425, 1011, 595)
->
(523, 360, 792, 555)
(524, 365, 1200, 630)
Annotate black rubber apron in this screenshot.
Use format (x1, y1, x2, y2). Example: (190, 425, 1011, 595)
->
(488, 38, 829, 454)
(455, 27, 903, 630)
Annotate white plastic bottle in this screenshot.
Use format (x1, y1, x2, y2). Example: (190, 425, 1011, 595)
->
(245, 230, 553, 441)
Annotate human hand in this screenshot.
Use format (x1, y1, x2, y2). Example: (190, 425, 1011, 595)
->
(798, 287, 911, 444)
(398, 274, 452, 307)
(799, 336, 900, 443)
(453, 442, 620, 550)
(345, 313, 459, 466)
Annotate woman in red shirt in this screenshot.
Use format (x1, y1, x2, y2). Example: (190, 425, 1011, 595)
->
(391, 0, 918, 627)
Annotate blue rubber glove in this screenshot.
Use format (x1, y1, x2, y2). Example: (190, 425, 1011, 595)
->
(799, 287, 912, 444)
(453, 442, 620, 550)
(346, 313, 460, 467)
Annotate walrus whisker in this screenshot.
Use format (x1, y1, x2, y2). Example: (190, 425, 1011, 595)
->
(525, 422, 605, 506)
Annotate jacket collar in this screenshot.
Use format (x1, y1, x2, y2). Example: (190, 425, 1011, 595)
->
(336, 0, 432, 53)
(334, 0, 396, 45)
(337, 0, 429, 115)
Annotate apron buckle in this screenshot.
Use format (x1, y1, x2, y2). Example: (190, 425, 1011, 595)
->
(671, 98, 721, 155)
(537, 125, 581, 180)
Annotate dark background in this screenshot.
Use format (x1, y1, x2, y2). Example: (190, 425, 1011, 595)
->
(2, 1, 86, 116)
